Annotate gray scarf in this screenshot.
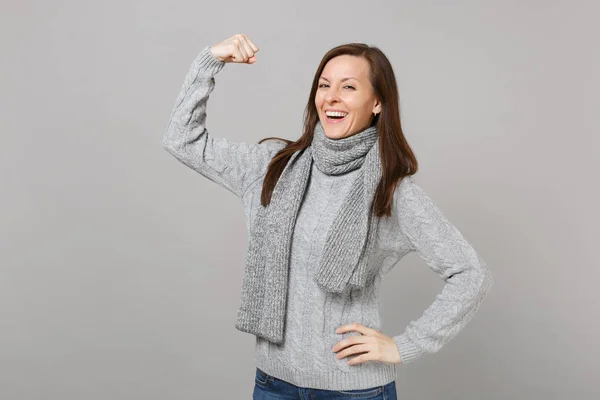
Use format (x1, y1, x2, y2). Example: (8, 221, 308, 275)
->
(235, 120, 382, 344)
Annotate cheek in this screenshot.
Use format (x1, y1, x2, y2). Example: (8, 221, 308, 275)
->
(349, 101, 370, 118)
(315, 95, 324, 108)
(343, 97, 360, 111)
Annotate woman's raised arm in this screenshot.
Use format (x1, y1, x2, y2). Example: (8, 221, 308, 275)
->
(162, 35, 284, 198)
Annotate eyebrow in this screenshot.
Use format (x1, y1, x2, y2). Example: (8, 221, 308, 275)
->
(319, 77, 357, 82)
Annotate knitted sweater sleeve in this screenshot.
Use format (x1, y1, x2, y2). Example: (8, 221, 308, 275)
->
(392, 176, 493, 364)
(162, 45, 285, 198)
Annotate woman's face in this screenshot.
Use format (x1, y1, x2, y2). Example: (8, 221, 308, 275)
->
(315, 55, 381, 139)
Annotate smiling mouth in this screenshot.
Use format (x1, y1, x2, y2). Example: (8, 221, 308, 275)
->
(325, 113, 348, 123)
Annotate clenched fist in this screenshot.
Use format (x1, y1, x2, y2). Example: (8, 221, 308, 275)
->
(210, 33, 259, 64)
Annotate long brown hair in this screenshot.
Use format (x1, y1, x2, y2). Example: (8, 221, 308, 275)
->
(257, 43, 418, 218)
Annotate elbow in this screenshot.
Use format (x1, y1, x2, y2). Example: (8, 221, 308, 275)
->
(162, 131, 182, 156)
(482, 267, 494, 294)
(472, 250, 493, 295)
(476, 260, 494, 299)
(452, 255, 493, 299)
(162, 118, 185, 155)
(162, 135, 174, 153)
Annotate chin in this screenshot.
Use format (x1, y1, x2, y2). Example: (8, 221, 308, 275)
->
(320, 123, 354, 140)
(325, 131, 351, 140)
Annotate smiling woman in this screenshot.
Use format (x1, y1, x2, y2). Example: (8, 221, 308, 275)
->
(162, 33, 493, 399)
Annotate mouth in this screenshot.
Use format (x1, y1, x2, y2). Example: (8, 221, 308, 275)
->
(324, 112, 348, 124)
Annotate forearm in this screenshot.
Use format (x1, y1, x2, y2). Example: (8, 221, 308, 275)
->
(392, 176, 494, 363)
(162, 45, 225, 157)
(394, 256, 493, 363)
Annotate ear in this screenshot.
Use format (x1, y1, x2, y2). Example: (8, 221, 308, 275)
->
(372, 100, 382, 115)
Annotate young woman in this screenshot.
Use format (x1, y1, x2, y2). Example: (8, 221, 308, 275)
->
(163, 33, 493, 400)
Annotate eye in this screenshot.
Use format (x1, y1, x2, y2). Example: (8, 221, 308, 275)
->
(318, 83, 355, 90)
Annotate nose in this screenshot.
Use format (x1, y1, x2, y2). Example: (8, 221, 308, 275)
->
(325, 88, 341, 103)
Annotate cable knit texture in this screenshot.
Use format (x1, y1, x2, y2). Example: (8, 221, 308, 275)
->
(162, 45, 494, 391)
(236, 117, 384, 346)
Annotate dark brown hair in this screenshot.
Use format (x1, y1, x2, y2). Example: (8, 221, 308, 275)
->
(257, 43, 418, 218)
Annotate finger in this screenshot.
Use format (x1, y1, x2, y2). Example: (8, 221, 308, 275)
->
(333, 335, 368, 353)
(241, 33, 259, 52)
(336, 322, 373, 336)
(240, 39, 255, 63)
(228, 43, 243, 63)
(336, 344, 370, 359)
(236, 38, 249, 61)
(348, 352, 374, 365)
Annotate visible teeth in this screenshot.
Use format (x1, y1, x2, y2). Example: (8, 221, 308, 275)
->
(325, 111, 348, 117)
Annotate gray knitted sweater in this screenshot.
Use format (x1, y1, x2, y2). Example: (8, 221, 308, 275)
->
(162, 45, 493, 391)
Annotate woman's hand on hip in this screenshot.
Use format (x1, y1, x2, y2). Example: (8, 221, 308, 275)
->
(331, 322, 402, 365)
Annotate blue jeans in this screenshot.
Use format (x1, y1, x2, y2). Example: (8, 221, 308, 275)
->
(253, 368, 397, 399)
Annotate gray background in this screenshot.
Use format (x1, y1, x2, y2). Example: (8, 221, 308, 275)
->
(1, 1, 598, 399)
